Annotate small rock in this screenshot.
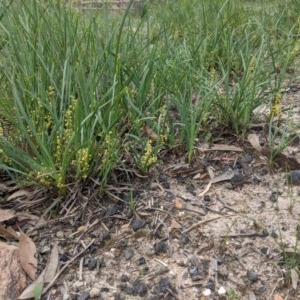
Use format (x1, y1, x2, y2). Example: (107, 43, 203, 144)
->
(247, 270, 259, 283)
(205, 279, 215, 291)
(124, 286, 134, 295)
(260, 229, 269, 237)
(114, 294, 121, 300)
(77, 291, 90, 300)
(89, 244, 97, 254)
(154, 277, 177, 296)
(39, 245, 51, 254)
(59, 253, 69, 262)
(203, 288, 211, 296)
(56, 231, 64, 238)
(131, 219, 146, 231)
(287, 170, 300, 185)
(73, 280, 85, 289)
(87, 258, 98, 270)
(136, 257, 146, 265)
(261, 247, 269, 255)
(120, 274, 130, 282)
(188, 265, 200, 280)
(203, 194, 211, 203)
(257, 285, 266, 293)
(181, 235, 190, 245)
(118, 239, 128, 249)
(154, 240, 168, 254)
(270, 231, 278, 238)
(132, 279, 147, 296)
(269, 192, 278, 202)
(120, 282, 128, 291)
(125, 249, 134, 260)
(89, 287, 100, 298)
(230, 173, 244, 188)
(218, 286, 226, 295)
(107, 204, 123, 216)
(99, 231, 111, 242)
(165, 191, 175, 200)
(161, 180, 171, 190)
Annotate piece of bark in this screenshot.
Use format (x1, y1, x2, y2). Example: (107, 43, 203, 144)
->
(0, 241, 27, 300)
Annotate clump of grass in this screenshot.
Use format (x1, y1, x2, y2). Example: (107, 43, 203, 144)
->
(0, 0, 299, 194)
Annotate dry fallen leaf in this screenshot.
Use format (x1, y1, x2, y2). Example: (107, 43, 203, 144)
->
(145, 125, 158, 140)
(18, 232, 37, 280)
(7, 190, 30, 202)
(0, 223, 19, 240)
(196, 144, 243, 152)
(169, 219, 181, 232)
(18, 270, 45, 300)
(0, 209, 15, 222)
(44, 243, 59, 283)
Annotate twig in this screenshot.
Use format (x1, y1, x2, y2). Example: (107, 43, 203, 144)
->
(198, 180, 212, 197)
(78, 257, 84, 281)
(182, 216, 221, 234)
(153, 207, 173, 235)
(42, 239, 95, 296)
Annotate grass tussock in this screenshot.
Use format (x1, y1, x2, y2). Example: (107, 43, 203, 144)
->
(0, 0, 299, 193)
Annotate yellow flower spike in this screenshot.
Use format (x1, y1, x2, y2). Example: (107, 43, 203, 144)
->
(270, 93, 282, 118)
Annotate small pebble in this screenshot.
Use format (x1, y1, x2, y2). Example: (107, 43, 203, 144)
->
(59, 253, 69, 262)
(132, 279, 147, 296)
(135, 256, 146, 265)
(99, 231, 111, 242)
(120, 274, 130, 282)
(89, 287, 100, 298)
(205, 279, 215, 291)
(203, 288, 211, 296)
(181, 235, 190, 245)
(165, 191, 175, 200)
(261, 247, 269, 255)
(125, 249, 134, 260)
(118, 239, 128, 249)
(89, 244, 97, 254)
(56, 231, 64, 238)
(162, 180, 171, 189)
(203, 194, 211, 203)
(261, 229, 269, 237)
(269, 192, 278, 202)
(154, 240, 168, 254)
(131, 219, 146, 231)
(107, 204, 123, 216)
(188, 265, 200, 280)
(270, 230, 278, 238)
(87, 258, 98, 270)
(154, 277, 174, 294)
(247, 270, 259, 283)
(287, 170, 300, 185)
(218, 286, 226, 295)
(257, 285, 266, 293)
(77, 292, 90, 300)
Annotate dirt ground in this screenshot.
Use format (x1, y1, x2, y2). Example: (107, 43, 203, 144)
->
(1, 84, 300, 300)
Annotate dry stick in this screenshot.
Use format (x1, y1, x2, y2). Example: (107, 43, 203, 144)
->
(42, 239, 95, 296)
(182, 216, 221, 234)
